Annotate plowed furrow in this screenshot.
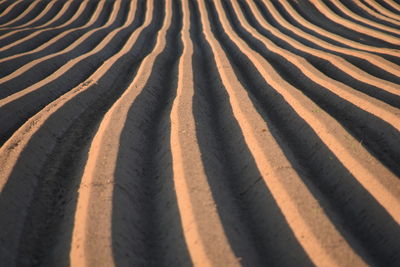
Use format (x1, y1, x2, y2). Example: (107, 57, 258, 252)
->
(326, 0, 400, 35)
(237, 0, 400, 100)
(0, 0, 121, 93)
(218, 0, 400, 178)
(373, 0, 400, 18)
(253, 0, 400, 87)
(0, 0, 44, 29)
(0, 0, 399, 266)
(0, 0, 66, 33)
(0, 0, 73, 38)
(0, 1, 99, 70)
(0, 1, 32, 26)
(204, 0, 400, 264)
(0, 0, 49, 29)
(190, 1, 312, 265)
(70, 1, 191, 265)
(348, 0, 400, 27)
(277, 0, 400, 57)
(0, 0, 167, 264)
(0, 1, 112, 81)
(199, 0, 368, 266)
(308, 0, 400, 46)
(0, 1, 93, 56)
(0, 0, 147, 146)
(223, 0, 400, 219)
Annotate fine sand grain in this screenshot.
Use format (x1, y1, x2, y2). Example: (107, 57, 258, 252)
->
(0, 0, 399, 266)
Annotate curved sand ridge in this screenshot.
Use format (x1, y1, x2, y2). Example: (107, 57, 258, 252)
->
(0, 0, 399, 266)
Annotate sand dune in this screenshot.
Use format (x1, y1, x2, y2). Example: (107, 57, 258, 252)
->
(0, 0, 399, 266)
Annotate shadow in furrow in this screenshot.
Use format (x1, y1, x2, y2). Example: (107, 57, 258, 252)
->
(38, 0, 83, 29)
(111, 1, 191, 266)
(0, 0, 96, 57)
(252, 1, 400, 85)
(3, 0, 49, 29)
(21, 1, 64, 29)
(0, 1, 112, 79)
(287, 0, 398, 49)
(0, 1, 169, 266)
(258, 0, 358, 49)
(0, 1, 13, 16)
(254, 1, 400, 85)
(191, 0, 314, 266)
(375, 0, 400, 13)
(235, 1, 400, 109)
(205, 0, 400, 265)
(222, 0, 400, 180)
(320, 0, 400, 36)
(283, 0, 400, 65)
(0, 0, 72, 38)
(0, 1, 116, 91)
(337, 0, 400, 29)
(0, 0, 147, 146)
(0, 1, 30, 25)
(247, 1, 400, 94)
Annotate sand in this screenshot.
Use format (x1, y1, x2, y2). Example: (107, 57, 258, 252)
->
(0, 0, 399, 266)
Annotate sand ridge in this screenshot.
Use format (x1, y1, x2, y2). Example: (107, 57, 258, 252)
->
(0, 0, 399, 266)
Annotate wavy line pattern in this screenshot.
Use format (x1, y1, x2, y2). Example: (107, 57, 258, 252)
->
(0, 0, 399, 266)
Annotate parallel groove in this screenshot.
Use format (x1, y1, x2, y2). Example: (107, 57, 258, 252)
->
(364, 0, 400, 20)
(0, 1, 69, 34)
(0, 0, 52, 30)
(225, 0, 400, 225)
(241, 0, 400, 98)
(0, 0, 31, 26)
(0, 0, 399, 266)
(327, 0, 400, 35)
(254, 1, 400, 82)
(309, 0, 400, 45)
(348, 0, 400, 27)
(0, 1, 92, 54)
(0, 0, 117, 90)
(278, 0, 400, 56)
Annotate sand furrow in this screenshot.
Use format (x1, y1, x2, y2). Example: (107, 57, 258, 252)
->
(221, 0, 400, 133)
(0, 2, 99, 66)
(0, 0, 65, 31)
(0, 0, 33, 27)
(0, 1, 91, 53)
(0, 0, 68, 36)
(198, 0, 372, 266)
(327, 0, 400, 35)
(70, 1, 183, 265)
(253, 1, 400, 82)
(0, 0, 168, 264)
(0, 0, 44, 28)
(227, 0, 400, 191)
(365, 0, 400, 20)
(352, 0, 400, 26)
(167, 1, 241, 266)
(222, 0, 400, 225)
(240, 0, 400, 99)
(0, 1, 143, 142)
(0, 0, 121, 86)
(278, 0, 400, 57)
(0, 1, 399, 266)
(206, 0, 400, 264)
(0, 0, 54, 31)
(309, 0, 400, 45)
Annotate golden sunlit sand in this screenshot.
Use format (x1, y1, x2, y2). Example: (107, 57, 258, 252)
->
(0, 0, 399, 266)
